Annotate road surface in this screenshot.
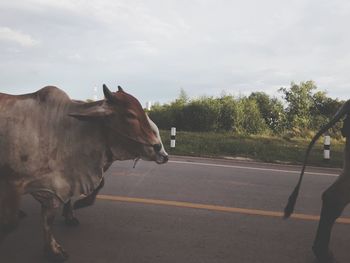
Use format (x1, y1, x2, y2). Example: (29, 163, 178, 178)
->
(1, 156, 349, 263)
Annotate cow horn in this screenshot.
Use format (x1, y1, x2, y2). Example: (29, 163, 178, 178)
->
(103, 84, 114, 101)
(118, 86, 124, 92)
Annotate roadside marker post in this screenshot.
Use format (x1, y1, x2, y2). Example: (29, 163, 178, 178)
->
(171, 127, 176, 148)
(324, 133, 331, 160)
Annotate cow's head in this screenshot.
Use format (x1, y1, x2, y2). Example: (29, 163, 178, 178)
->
(69, 84, 168, 164)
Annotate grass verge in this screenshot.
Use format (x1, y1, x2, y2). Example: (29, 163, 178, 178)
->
(160, 130, 345, 168)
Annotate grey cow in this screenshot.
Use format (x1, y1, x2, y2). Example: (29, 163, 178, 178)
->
(0, 85, 168, 261)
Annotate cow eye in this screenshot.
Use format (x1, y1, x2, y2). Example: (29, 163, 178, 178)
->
(126, 112, 137, 119)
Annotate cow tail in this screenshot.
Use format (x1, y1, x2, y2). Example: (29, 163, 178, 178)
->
(284, 100, 350, 219)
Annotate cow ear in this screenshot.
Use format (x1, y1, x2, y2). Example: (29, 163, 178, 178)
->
(68, 103, 114, 121)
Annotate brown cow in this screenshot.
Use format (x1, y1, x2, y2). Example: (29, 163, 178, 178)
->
(0, 85, 168, 261)
(284, 100, 350, 263)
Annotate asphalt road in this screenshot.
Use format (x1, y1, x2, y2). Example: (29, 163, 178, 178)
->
(1, 156, 350, 263)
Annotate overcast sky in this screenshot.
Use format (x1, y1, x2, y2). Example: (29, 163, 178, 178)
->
(0, 0, 349, 105)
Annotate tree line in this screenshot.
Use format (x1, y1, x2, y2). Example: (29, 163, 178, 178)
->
(148, 81, 345, 137)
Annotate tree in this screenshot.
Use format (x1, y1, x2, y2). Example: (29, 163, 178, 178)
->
(176, 88, 189, 105)
(279, 81, 317, 131)
(217, 95, 237, 131)
(249, 92, 286, 133)
(235, 97, 268, 134)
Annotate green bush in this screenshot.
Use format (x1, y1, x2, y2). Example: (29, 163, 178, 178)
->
(236, 98, 268, 134)
(217, 95, 237, 131)
(183, 97, 221, 131)
(149, 81, 345, 137)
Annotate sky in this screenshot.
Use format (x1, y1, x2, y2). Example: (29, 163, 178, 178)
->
(0, 0, 349, 106)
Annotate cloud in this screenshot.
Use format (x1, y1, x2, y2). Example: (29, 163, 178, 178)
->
(0, 0, 349, 104)
(0, 26, 39, 47)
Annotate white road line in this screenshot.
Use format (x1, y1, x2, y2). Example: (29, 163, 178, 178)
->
(169, 160, 339, 177)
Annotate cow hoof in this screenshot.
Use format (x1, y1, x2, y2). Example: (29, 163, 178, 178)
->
(312, 246, 335, 263)
(64, 217, 80, 227)
(45, 246, 69, 262)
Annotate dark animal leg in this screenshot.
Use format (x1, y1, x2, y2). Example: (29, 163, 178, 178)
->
(0, 180, 21, 242)
(33, 192, 68, 262)
(62, 200, 79, 226)
(312, 178, 350, 263)
(73, 178, 105, 210)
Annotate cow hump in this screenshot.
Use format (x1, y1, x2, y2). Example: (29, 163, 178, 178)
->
(35, 86, 70, 103)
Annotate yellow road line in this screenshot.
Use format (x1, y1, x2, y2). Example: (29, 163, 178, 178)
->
(96, 194, 350, 224)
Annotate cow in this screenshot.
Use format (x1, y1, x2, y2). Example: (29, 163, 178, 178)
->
(284, 99, 350, 263)
(0, 85, 168, 261)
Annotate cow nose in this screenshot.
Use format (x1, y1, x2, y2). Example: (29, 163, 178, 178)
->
(153, 144, 162, 152)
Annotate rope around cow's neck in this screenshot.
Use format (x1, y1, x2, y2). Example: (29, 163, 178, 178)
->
(133, 157, 140, 168)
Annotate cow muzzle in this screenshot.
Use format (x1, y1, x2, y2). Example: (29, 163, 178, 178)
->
(155, 152, 169, 164)
(140, 142, 168, 164)
(152, 143, 168, 164)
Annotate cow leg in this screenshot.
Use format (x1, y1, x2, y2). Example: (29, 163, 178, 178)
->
(42, 203, 69, 262)
(312, 177, 350, 263)
(62, 200, 79, 226)
(73, 178, 105, 210)
(0, 180, 21, 242)
(33, 192, 68, 262)
(62, 178, 105, 227)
